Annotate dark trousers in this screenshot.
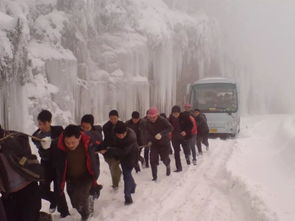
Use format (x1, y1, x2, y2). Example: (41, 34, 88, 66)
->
(196, 133, 209, 153)
(134, 148, 145, 172)
(0, 199, 7, 221)
(67, 176, 93, 220)
(171, 139, 190, 170)
(40, 161, 69, 215)
(144, 147, 150, 167)
(150, 144, 170, 179)
(121, 162, 136, 197)
(2, 182, 41, 221)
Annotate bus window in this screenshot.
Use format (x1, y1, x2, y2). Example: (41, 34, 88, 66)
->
(191, 83, 238, 113)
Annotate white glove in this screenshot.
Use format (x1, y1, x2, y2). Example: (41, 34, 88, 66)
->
(154, 133, 162, 140)
(41, 137, 52, 150)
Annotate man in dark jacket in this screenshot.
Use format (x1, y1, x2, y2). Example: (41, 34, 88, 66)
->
(169, 105, 191, 172)
(101, 110, 123, 189)
(80, 114, 103, 147)
(179, 111, 198, 165)
(80, 114, 103, 203)
(54, 125, 100, 221)
(0, 126, 41, 221)
(146, 107, 173, 181)
(32, 110, 69, 217)
(126, 111, 146, 172)
(194, 109, 209, 153)
(102, 122, 138, 205)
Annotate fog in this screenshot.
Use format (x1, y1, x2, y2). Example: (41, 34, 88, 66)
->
(196, 0, 295, 114)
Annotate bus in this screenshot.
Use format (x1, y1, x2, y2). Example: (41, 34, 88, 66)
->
(188, 77, 240, 137)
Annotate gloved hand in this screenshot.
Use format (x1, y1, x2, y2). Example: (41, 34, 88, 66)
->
(40, 137, 52, 150)
(89, 184, 103, 199)
(154, 133, 162, 140)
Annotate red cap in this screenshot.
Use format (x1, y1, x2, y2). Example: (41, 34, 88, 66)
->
(147, 107, 159, 117)
(184, 104, 192, 108)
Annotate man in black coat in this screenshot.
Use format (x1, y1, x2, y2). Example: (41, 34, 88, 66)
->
(80, 114, 103, 203)
(54, 125, 100, 221)
(179, 111, 198, 165)
(80, 114, 103, 147)
(146, 107, 173, 181)
(102, 122, 138, 205)
(100, 110, 123, 189)
(194, 109, 209, 153)
(169, 105, 191, 172)
(126, 111, 146, 172)
(32, 110, 69, 217)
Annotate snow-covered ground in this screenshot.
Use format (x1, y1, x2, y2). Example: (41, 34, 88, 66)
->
(227, 115, 295, 221)
(45, 114, 295, 221)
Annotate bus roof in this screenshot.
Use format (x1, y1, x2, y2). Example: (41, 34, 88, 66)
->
(192, 77, 236, 85)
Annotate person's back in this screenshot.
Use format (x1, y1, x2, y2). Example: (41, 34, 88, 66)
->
(194, 109, 209, 153)
(0, 127, 42, 221)
(194, 110, 209, 135)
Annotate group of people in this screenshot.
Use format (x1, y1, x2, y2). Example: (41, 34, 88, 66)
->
(0, 104, 209, 221)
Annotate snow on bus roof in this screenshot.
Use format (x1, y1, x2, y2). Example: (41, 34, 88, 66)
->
(193, 77, 236, 85)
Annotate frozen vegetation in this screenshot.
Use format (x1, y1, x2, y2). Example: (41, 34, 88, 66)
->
(0, 0, 220, 131)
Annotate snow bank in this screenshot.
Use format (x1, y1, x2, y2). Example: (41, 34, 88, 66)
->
(227, 115, 295, 221)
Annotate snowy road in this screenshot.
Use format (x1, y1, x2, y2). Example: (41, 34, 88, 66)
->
(51, 115, 295, 221)
(54, 138, 254, 221)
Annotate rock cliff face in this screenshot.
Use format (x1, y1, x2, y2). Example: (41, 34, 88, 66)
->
(0, 0, 219, 131)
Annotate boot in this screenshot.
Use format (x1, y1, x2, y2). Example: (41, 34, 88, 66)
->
(186, 156, 191, 165)
(151, 165, 157, 181)
(131, 184, 136, 194)
(125, 195, 133, 205)
(134, 163, 141, 173)
(139, 156, 145, 165)
(166, 165, 171, 176)
(49, 202, 56, 214)
(174, 168, 182, 172)
(39, 211, 53, 221)
(192, 159, 197, 165)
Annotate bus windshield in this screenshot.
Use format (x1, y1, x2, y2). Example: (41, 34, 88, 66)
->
(190, 83, 238, 113)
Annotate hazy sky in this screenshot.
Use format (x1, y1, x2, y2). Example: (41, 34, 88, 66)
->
(197, 0, 295, 113)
